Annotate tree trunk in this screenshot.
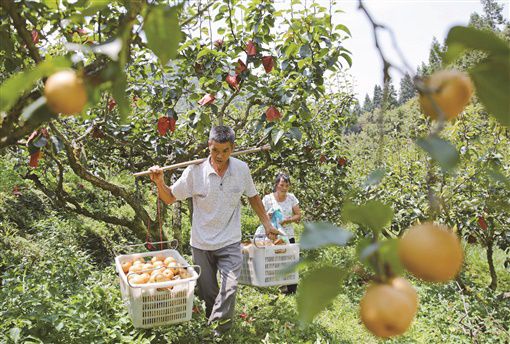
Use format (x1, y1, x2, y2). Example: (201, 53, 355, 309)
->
(487, 241, 498, 290)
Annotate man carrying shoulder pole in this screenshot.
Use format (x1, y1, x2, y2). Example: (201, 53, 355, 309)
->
(148, 125, 279, 335)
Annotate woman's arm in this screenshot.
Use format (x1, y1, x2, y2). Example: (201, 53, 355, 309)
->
(281, 204, 301, 225)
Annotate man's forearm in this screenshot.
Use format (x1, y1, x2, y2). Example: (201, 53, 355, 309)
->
(156, 182, 176, 205)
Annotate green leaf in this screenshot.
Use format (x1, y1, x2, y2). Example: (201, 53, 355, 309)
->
(379, 238, 404, 276)
(444, 26, 510, 64)
(271, 129, 284, 145)
(470, 56, 510, 127)
(356, 238, 403, 275)
(196, 48, 212, 59)
(92, 38, 123, 61)
(299, 44, 312, 58)
(144, 4, 182, 65)
(357, 239, 379, 263)
(0, 31, 14, 54)
(21, 97, 58, 124)
(335, 24, 351, 36)
(362, 168, 386, 188)
(297, 266, 346, 324)
(289, 127, 302, 141)
(416, 136, 460, 171)
(81, 0, 110, 16)
(43, 0, 60, 9)
(300, 222, 353, 250)
(340, 52, 352, 67)
(9, 327, 21, 343)
(486, 168, 510, 187)
(51, 136, 64, 153)
(285, 43, 299, 58)
(111, 72, 130, 123)
(342, 200, 394, 234)
(0, 56, 71, 112)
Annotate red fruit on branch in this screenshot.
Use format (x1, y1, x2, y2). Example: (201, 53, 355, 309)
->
(477, 217, 488, 231)
(320, 154, 327, 163)
(246, 40, 257, 56)
(198, 93, 215, 106)
(338, 157, 347, 166)
(77, 28, 88, 36)
(262, 56, 274, 73)
(235, 59, 247, 74)
(226, 74, 240, 90)
(266, 106, 281, 122)
(239, 312, 248, 320)
(29, 150, 41, 168)
(31, 30, 39, 44)
(213, 39, 224, 49)
(108, 98, 116, 111)
(157, 117, 171, 136)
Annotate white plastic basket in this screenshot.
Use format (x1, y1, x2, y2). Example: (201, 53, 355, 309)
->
(239, 243, 299, 287)
(115, 249, 200, 328)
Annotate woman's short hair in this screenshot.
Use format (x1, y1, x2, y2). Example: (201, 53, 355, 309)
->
(273, 172, 291, 191)
(209, 126, 235, 144)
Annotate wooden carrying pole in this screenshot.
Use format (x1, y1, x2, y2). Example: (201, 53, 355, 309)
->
(133, 144, 270, 177)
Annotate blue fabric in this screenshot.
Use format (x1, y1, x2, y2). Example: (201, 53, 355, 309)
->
(271, 209, 284, 230)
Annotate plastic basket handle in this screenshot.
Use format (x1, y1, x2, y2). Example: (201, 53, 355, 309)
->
(252, 233, 290, 248)
(126, 264, 201, 289)
(126, 239, 179, 250)
(114, 240, 179, 256)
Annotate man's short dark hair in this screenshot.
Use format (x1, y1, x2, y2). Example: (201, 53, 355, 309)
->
(209, 125, 235, 144)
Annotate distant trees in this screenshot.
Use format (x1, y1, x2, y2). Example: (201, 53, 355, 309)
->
(362, 94, 373, 113)
(398, 73, 416, 104)
(469, 0, 507, 30)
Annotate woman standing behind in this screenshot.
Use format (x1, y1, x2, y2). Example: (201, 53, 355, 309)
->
(262, 172, 302, 294)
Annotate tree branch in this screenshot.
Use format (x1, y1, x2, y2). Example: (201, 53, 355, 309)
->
(1, 0, 42, 63)
(48, 121, 163, 240)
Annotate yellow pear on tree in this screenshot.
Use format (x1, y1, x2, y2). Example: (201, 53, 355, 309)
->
(399, 222, 463, 282)
(419, 69, 473, 121)
(360, 278, 418, 338)
(44, 70, 88, 115)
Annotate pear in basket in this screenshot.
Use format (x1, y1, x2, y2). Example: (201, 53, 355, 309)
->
(128, 273, 140, 283)
(155, 273, 173, 291)
(164, 256, 177, 266)
(151, 255, 166, 263)
(140, 273, 150, 283)
(162, 268, 175, 280)
(167, 261, 180, 274)
(152, 261, 164, 269)
(178, 267, 191, 279)
(129, 264, 143, 274)
(121, 261, 132, 274)
(149, 272, 159, 283)
(132, 259, 143, 267)
(132, 256, 145, 264)
(128, 273, 148, 285)
(141, 263, 154, 272)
